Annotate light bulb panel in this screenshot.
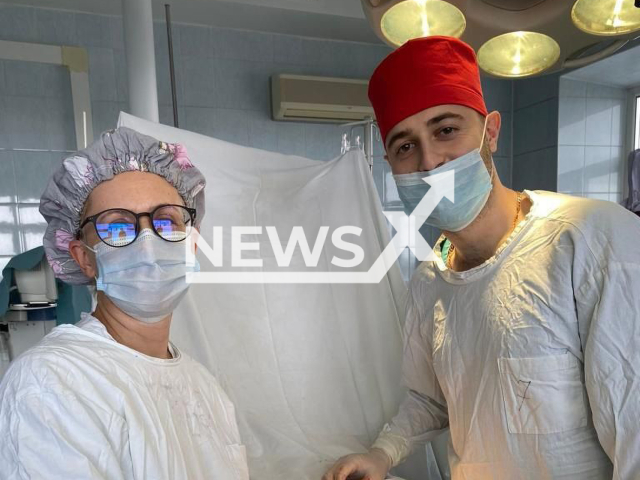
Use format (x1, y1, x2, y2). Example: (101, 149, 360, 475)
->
(380, 0, 466, 47)
(477, 31, 561, 78)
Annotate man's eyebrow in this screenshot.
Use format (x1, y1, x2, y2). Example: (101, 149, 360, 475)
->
(386, 128, 413, 150)
(426, 112, 464, 126)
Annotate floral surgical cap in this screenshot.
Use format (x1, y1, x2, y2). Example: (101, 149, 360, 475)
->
(39, 127, 206, 285)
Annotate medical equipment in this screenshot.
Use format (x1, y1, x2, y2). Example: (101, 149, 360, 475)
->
(623, 149, 640, 216)
(342, 117, 379, 170)
(0, 257, 58, 378)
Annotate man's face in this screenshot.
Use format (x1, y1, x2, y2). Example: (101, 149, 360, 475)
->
(384, 104, 501, 175)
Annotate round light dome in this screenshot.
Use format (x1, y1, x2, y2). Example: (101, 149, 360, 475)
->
(572, 0, 640, 36)
(380, 0, 466, 47)
(477, 31, 560, 78)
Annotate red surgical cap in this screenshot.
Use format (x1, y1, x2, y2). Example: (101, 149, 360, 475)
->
(368, 36, 488, 145)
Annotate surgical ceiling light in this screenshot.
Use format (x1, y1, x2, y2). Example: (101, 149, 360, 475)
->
(380, 0, 466, 47)
(571, 0, 640, 36)
(477, 31, 560, 78)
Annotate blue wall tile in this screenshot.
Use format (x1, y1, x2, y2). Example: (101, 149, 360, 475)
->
(495, 111, 512, 158)
(212, 28, 274, 63)
(182, 55, 216, 107)
(514, 98, 558, 156)
(159, 105, 184, 128)
(92, 101, 125, 135)
(0, 151, 17, 203)
(557, 145, 585, 193)
(179, 25, 212, 58)
(114, 51, 128, 103)
(273, 34, 305, 65)
(45, 96, 76, 151)
(76, 12, 112, 48)
(110, 17, 125, 51)
(212, 108, 249, 145)
(558, 97, 586, 146)
(213, 59, 270, 112)
(1, 96, 50, 149)
(248, 114, 278, 152)
(155, 49, 184, 107)
(584, 146, 612, 193)
(0, 204, 21, 256)
(17, 204, 48, 251)
(43, 65, 72, 100)
(514, 73, 560, 110)
(512, 146, 558, 192)
(183, 107, 216, 138)
(585, 98, 613, 146)
(304, 123, 341, 160)
(275, 122, 306, 157)
(155, 20, 181, 61)
(482, 78, 513, 112)
(35, 9, 77, 46)
(3, 61, 46, 97)
(13, 151, 58, 203)
(0, 62, 5, 95)
(0, 6, 37, 43)
(87, 47, 117, 102)
(494, 156, 512, 188)
(559, 78, 586, 98)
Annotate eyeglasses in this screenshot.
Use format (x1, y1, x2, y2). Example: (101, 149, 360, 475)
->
(79, 204, 196, 247)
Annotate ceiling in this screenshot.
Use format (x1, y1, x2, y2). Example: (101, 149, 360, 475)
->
(565, 43, 640, 88)
(10, 0, 381, 43)
(11, 0, 640, 78)
(362, 0, 640, 77)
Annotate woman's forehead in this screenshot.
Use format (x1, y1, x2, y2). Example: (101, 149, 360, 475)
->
(86, 172, 183, 214)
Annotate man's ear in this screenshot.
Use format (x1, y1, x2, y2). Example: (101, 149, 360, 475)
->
(68, 239, 97, 279)
(485, 111, 502, 154)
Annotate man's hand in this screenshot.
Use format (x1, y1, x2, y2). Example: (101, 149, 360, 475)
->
(322, 448, 392, 480)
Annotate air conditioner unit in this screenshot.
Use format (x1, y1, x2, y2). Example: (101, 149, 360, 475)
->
(271, 74, 375, 123)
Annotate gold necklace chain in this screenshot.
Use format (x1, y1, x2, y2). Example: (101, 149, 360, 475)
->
(447, 191, 523, 269)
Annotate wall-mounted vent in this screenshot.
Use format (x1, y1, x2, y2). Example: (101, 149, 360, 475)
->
(271, 74, 374, 123)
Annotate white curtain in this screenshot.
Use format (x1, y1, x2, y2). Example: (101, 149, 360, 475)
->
(117, 113, 437, 479)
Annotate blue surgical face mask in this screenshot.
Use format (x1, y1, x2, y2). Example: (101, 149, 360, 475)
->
(393, 119, 493, 232)
(87, 229, 199, 323)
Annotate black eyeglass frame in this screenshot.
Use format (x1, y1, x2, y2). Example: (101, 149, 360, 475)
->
(78, 204, 197, 247)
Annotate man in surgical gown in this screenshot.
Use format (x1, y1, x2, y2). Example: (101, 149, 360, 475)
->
(324, 36, 640, 480)
(0, 128, 249, 480)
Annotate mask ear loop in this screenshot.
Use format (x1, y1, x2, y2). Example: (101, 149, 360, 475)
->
(82, 242, 97, 253)
(479, 114, 496, 182)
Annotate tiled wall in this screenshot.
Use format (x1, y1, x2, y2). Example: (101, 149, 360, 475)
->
(0, 56, 76, 275)
(0, 3, 514, 282)
(557, 77, 627, 202)
(512, 73, 561, 192)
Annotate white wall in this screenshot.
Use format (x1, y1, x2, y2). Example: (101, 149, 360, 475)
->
(557, 77, 628, 203)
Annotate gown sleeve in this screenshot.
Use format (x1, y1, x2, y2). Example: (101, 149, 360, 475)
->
(576, 261, 640, 480)
(573, 206, 640, 480)
(0, 370, 129, 480)
(371, 277, 449, 467)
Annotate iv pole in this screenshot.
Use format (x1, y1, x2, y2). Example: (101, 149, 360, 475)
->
(342, 116, 377, 172)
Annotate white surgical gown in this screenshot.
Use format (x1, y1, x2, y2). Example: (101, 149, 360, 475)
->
(373, 190, 640, 479)
(0, 313, 249, 480)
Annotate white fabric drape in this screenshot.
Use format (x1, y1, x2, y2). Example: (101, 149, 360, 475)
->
(118, 113, 415, 479)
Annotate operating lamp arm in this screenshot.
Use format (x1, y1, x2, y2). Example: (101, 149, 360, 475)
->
(563, 39, 628, 69)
